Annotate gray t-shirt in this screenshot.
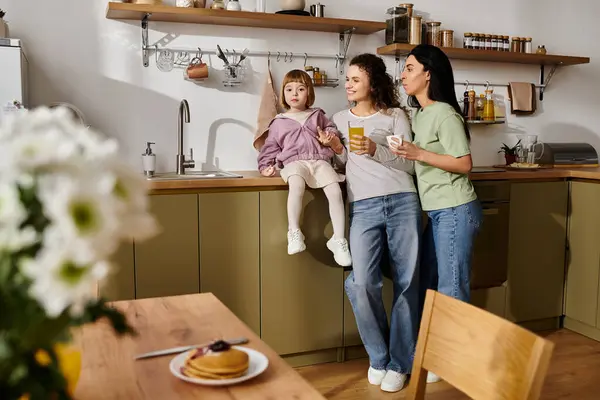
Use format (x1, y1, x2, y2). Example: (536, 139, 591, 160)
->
(331, 108, 416, 203)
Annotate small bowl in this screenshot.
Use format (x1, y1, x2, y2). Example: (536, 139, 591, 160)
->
(386, 135, 403, 148)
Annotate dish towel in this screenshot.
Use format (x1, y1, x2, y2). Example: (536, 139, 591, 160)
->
(253, 69, 279, 150)
(508, 82, 536, 115)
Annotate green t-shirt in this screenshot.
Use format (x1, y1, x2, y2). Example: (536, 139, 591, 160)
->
(412, 102, 477, 211)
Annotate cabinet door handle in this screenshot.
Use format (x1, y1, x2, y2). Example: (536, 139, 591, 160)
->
(482, 208, 499, 215)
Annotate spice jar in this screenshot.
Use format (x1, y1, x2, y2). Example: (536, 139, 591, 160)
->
(519, 37, 526, 53)
(491, 35, 498, 51)
(484, 34, 492, 50)
(463, 32, 472, 49)
(524, 37, 533, 53)
(511, 37, 520, 52)
(426, 21, 442, 46)
(441, 30, 454, 47)
(503, 35, 510, 51)
(473, 33, 481, 50)
(385, 7, 410, 44)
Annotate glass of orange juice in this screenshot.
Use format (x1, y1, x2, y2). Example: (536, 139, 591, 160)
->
(348, 120, 365, 152)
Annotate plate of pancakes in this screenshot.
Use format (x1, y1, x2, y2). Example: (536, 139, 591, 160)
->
(169, 340, 269, 386)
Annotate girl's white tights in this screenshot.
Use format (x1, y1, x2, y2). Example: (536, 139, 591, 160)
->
(287, 175, 345, 239)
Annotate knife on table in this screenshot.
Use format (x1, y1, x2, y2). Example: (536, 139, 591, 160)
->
(134, 337, 249, 360)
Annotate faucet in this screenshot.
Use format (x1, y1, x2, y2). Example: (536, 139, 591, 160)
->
(176, 99, 195, 175)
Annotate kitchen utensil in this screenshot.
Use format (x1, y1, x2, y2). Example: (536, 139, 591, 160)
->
(134, 337, 249, 360)
(216, 44, 237, 78)
(309, 3, 325, 17)
(233, 48, 249, 66)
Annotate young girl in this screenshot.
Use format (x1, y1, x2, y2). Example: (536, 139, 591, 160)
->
(257, 69, 352, 267)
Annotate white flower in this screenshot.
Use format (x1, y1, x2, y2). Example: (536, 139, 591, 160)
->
(109, 163, 160, 241)
(21, 239, 109, 317)
(0, 105, 159, 317)
(0, 180, 27, 227)
(38, 175, 120, 265)
(0, 225, 37, 252)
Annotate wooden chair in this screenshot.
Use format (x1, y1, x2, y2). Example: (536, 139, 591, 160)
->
(405, 290, 555, 400)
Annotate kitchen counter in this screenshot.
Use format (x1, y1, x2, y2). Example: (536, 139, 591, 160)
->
(147, 167, 600, 193)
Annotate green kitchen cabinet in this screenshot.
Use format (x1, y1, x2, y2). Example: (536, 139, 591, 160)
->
(198, 192, 261, 336)
(505, 181, 568, 323)
(564, 182, 600, 330)
(135, 194, 199, 299)
(260, 190, 344, 356)
(100, 240, 135, 301)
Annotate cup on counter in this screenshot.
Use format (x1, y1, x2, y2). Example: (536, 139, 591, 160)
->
(348, 120, 365, 152)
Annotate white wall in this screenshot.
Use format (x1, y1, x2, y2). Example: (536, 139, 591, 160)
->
(0, 0, 596, 171)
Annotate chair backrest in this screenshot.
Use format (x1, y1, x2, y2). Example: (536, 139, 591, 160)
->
(405, 290, 554, 400)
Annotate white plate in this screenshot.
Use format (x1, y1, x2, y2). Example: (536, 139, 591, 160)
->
(169, 346, 269, 386)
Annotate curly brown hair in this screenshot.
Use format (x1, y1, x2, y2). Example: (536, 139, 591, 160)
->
(349, 53, 409, 117)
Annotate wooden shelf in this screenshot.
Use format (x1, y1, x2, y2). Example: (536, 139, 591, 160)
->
(377, 43, 590, 66)
(106, 3, 386, 35)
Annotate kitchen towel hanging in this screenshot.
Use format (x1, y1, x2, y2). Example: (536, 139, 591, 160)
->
(508, 82, 536, 115)
(253, 68, 280, 150)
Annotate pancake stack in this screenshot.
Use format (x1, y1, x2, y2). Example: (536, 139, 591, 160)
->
(181, 340, 249, 380)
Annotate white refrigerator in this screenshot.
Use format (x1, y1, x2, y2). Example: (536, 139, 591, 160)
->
(0, 38, 29, 109)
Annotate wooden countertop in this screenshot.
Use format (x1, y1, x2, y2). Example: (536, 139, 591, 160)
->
(74, 293, 325, 399)
(147, 167, 600, 193)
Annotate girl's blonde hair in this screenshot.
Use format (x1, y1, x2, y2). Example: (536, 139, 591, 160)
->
(280, 69, 315, 110)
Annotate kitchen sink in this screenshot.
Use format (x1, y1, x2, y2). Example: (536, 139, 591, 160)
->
(147, 171, 244, 181)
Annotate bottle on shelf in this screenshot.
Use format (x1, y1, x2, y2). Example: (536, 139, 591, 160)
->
(483, 88, 495, 121)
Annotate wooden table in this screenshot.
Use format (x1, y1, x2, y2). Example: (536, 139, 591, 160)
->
(74, 293, 325, 399)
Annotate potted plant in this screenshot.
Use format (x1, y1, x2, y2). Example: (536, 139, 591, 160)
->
(0, 106, 159, 399)
(498, 139, 521, 165)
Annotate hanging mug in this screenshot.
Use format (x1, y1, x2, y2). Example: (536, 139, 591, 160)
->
(185, 56, 209, 81)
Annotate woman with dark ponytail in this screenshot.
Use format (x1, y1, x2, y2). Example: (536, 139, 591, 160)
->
(391, 44, 483, 382)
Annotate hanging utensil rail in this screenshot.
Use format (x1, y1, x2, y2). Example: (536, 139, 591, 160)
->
(144, 46, 345, 63)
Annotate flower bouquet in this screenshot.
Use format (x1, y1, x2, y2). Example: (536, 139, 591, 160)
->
(0, 106, 158, 399)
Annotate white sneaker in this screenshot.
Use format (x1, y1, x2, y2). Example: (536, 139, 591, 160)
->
(287, 229, 306, 255)
(380, 370, 407, 392)
(326, 237, 352, 266)
(367, 367, 386, 385)
(427, 371, 441, 383)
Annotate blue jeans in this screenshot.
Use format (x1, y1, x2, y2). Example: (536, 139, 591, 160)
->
(344, 192, 421, 374)
(420, 200, 483, 306)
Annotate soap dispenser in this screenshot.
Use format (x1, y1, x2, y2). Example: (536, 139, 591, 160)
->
(142, 142, 156, 177)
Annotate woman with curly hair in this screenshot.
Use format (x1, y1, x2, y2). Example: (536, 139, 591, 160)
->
(330, 53, 420, 393)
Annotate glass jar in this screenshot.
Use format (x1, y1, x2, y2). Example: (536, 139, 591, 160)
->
(385, 7, 410, 45)
(426, 21, 442, 47)
(491, 35, 498, 51)
(485, 34, 492, 50)
(472, 33, 480, 49)
(211, 0, 225, 9)
(463, 32, 472, 49)
(525, 37, 532, 53)
(511, 37, 520, 52)
(441, 30, 454, 48)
